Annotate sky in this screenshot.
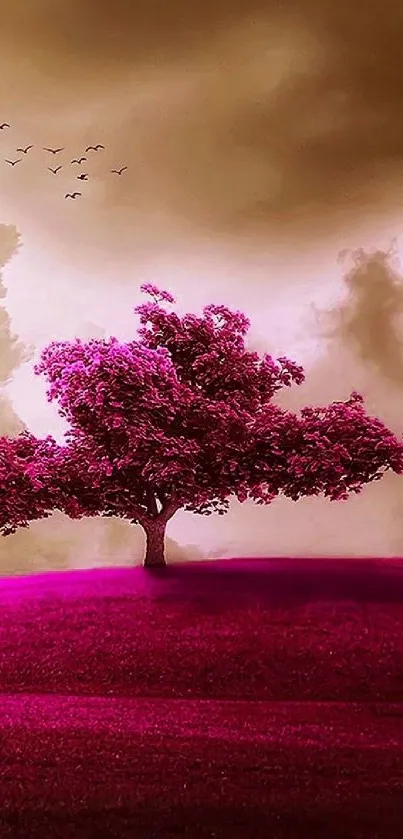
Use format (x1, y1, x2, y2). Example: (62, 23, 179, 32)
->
(1, 0, 403, 570)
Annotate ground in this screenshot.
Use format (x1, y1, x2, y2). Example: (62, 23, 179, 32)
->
(0, 556, 402, 837)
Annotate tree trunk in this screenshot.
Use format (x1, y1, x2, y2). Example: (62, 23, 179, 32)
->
(143, 520, 167, 568)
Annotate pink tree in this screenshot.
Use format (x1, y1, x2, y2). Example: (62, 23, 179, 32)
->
(0, 431, 65, 536)
(9, 282, 400, 568)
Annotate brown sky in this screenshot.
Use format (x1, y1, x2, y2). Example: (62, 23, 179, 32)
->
(1, 0, 403, 568)
(2, 0, 403, 256)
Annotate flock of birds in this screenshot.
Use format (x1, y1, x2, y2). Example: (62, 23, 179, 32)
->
(0, 122, 128, 199)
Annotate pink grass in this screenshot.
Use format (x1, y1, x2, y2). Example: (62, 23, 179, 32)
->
(0, 556, 402, 700)
(0, 556, 403, 837)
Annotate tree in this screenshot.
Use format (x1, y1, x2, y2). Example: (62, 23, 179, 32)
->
(2, 283, 403, 568)
(0, 431, 65, 535)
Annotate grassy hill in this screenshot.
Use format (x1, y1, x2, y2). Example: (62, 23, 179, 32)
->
(0, 556, 403, 838)
(0, 556, 402, 701)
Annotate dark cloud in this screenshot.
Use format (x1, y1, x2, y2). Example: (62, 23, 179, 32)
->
(0, 0, 271, 74)
(1, 0, 403, 248)
(319, 244, 403, 388)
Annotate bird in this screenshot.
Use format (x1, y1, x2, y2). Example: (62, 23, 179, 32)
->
(43, 147, 64, 154)
(16, 145, 33, 154)
(111, 166, 127, 175)
(5, 159, 21, 166)
(77, 173, 88, 180)
(85, 144, 104, 152)
(48, 166, 62, 174)
(71, 157, 86, 164)
(0, 123, 10, 130)
(64, 192, 81, 199)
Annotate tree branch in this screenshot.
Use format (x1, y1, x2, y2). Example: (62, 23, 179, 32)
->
(159, 499, 181, 522)
(146, 487, 158, 518)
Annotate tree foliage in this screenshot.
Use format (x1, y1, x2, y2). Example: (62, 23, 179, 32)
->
(0, 432, 64, 535)
(1, 283, 402, 565)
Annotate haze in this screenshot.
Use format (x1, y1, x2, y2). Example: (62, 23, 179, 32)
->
(1, 0, 403, 572)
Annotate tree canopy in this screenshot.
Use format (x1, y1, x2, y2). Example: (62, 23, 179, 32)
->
(1, 283, 402, 567)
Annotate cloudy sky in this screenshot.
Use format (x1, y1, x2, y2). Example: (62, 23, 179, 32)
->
(1, 0, 403, 570)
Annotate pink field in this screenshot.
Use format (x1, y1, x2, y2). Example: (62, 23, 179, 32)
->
(0, 556, 403, 837)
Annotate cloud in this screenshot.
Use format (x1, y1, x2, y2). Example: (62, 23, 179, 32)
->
(1, 0, 403, 251)
(319, 244, 403, 388)
(0, 225, 27, 430)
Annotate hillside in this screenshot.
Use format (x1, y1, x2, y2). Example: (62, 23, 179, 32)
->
(0, 556, 403, 838)
(0, 556, 403, 700)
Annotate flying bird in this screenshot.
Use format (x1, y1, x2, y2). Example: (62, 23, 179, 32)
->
(48, 166, 62, 174)
(77, 173, 88, 180)
(5, 159, 21, 166)
(111, 166, 127, 175)
(64, 192, 81, 199)
(71, 157, 86, 164)
(0, 123, 10, 129)
(16, 145, 33, 154)
(44, 147, 64, 154)
(85, 144, 104, 152)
